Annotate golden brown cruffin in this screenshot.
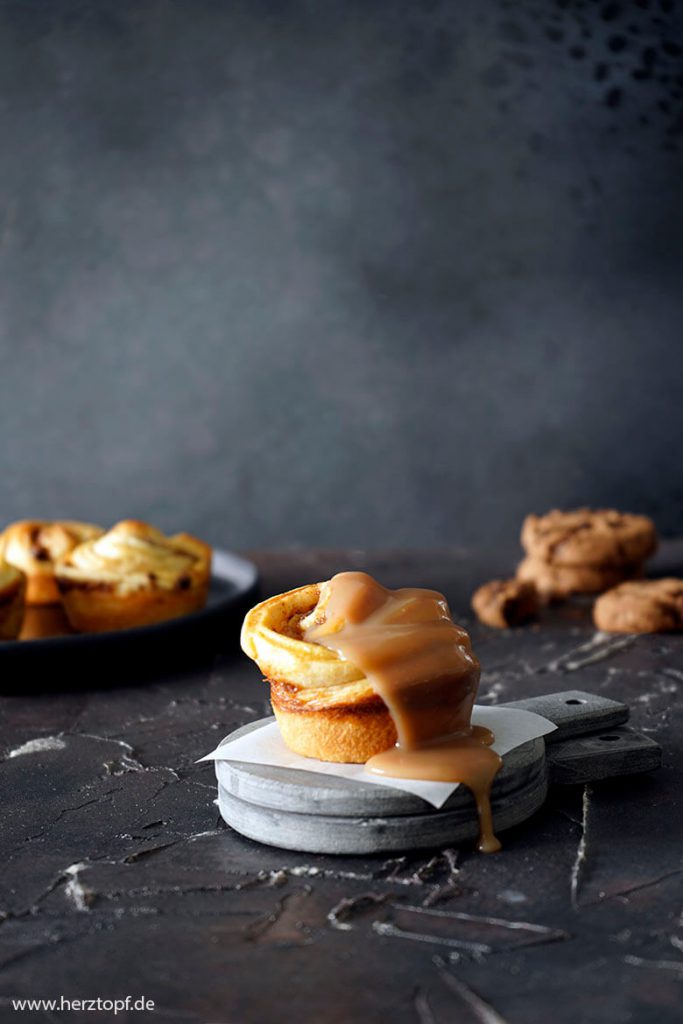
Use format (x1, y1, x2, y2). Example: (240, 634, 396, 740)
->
(55, 520, 212, 633)
(0, 561, 26, 640)
(0, 520, 103, 605)
(241, 582, 401, 763)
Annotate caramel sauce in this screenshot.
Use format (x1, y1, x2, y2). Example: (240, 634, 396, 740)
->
(303, 572, 503, 852)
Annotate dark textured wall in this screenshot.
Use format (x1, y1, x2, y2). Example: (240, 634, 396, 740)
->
(1, 0, 682, 551)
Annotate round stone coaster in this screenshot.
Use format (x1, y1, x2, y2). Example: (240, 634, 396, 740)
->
(214, 720, 548, 854)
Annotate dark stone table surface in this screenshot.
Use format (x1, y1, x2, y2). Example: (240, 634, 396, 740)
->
(2, 548, 682, 1024)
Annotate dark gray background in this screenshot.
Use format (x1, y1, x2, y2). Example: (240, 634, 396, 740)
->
(1, 0, 682, 552)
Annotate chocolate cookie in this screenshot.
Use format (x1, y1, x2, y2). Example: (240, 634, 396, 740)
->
(594, 579, 683, 634)
(471, 578, 539, 628)
(516, 556, 640, 601)
(521, 509, 657, 568)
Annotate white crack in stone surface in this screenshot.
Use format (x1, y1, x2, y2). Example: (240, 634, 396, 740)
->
(7, 736, 67, 758)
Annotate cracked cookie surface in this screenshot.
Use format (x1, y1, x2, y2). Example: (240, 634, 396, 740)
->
(521, 509, 657, 568)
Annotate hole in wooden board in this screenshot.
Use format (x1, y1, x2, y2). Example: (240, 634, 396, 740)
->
(565, 699, 586, 705)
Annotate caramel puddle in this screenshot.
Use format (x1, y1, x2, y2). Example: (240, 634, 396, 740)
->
(304, 571, 503, 852)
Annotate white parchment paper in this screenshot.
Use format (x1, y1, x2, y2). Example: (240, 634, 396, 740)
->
(198, 706, 557, 809)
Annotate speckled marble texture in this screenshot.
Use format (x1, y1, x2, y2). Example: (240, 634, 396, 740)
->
(1, 546, 682, 1023)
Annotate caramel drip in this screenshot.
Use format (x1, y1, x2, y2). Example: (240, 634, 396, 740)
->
(303, 572, 502, 852)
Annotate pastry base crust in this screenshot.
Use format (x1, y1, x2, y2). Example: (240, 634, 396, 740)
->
(270, 680, 397, 763)
(19, 604, 74, 640)
(0, 568, 26, 641)
(25, 574, 62, 606)
(58, 579, 210, 633)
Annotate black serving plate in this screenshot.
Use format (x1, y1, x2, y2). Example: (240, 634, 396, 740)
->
(0, 549, 258, 691)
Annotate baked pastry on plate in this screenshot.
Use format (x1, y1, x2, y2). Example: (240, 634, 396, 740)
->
(0, 520, 103, 605)
(0, 561, 26, 640)
(55, 520, 212, 632)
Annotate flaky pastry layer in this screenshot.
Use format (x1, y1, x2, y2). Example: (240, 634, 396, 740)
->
(240, 583, 377, 709)
(55, 520, 212, 632)
(56, 520, 211, 595)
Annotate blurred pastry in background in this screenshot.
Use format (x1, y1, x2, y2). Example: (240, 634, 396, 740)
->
(0, 561, 26, 640)
(516, 508, 657, 602)
(472, 578, 539, 628)
(594, 579, 683, 634)
(55, 520, 212, 632)
(0, 520, 103, 605)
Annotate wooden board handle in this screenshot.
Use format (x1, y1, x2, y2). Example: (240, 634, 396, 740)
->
(500, 689, 629, 743)
(546, 726, 662, 785)
(500, 690, 661, 783)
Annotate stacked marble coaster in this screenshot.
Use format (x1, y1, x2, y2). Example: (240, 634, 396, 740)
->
(213, 691, 661, 855)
